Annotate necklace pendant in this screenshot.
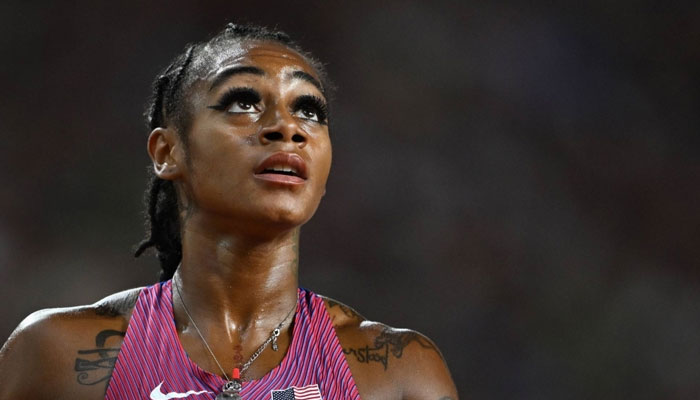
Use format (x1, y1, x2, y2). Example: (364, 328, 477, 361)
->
(271, 327, 280, 351)
(217, 380, 242, 400)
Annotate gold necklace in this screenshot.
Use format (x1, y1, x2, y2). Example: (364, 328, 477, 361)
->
(173, 277, 296, 400)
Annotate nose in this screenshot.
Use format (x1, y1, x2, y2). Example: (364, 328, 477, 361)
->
(258, 109, 307, 147)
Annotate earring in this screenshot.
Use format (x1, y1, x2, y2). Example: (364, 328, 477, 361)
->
(156, 162, 169, 174)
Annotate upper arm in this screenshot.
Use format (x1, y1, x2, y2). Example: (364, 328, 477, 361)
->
(350, 325, 457, 400)
(324, 297, 458, 399)
(0, 288, 139, 400)
(0, 310, 46, 398)
(393, 330, 458, 400)
(0, 308, 89, 399)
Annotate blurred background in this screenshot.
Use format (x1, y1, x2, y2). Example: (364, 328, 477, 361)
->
(1, 1, 699, 398)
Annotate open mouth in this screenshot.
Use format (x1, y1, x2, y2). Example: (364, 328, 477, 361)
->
(261, 165, 301, 177)
(255, 152, 308, 183)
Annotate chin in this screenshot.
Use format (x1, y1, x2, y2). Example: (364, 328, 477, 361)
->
(263, 207, 313, 229)
(256, 195, 320, 227)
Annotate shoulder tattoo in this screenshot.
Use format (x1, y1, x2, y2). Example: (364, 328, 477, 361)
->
(74, 329, 125, 387)
(326, 298, 364, 320)
(343, 327, 441, 371)
(94, 291, 139, 317)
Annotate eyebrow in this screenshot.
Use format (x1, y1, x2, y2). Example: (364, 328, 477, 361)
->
(289, 70, 324, 95)
(209, 65, 265, 91)
(208, 65, 325, 95)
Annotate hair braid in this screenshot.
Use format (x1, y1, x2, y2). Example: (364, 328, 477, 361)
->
(134, 47, 196, 281)
(135, 23, 331, 282)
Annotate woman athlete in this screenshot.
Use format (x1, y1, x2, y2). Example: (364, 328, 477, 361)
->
(0, 24, 457, 399)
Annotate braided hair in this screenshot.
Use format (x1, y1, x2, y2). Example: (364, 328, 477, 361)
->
(134, 23, 330, 281)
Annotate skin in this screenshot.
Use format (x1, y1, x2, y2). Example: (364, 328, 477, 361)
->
(0, 41, 457, 400)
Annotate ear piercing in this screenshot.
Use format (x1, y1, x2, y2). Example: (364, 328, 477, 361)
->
(156, 162, 170, 174)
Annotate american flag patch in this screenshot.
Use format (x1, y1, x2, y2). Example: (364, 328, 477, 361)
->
(270, 384, 323, 399)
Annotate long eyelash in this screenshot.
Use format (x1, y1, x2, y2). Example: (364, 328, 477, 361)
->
(208, 87, 261, 111)
(292, 95, 329, 124)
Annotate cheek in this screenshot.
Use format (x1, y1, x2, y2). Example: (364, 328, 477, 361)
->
(312, 137, 332, 176)
(186, 139, 253, 196)
(312, 142, 332, 197)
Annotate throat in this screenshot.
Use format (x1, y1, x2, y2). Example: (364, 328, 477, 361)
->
(176, 225, 301, 315)
(174, 284, 297, 383)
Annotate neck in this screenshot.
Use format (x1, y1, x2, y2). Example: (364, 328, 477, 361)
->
(174, 215, 300, 336)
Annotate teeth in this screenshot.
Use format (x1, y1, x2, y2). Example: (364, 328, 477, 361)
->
(267, 165, 297, 174)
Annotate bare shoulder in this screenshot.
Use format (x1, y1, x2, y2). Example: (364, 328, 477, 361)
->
(321, 296, 458, 400)
(0, 287, 143, 400)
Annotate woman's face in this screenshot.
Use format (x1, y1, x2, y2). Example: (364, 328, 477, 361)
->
(171, 40, 332, 233)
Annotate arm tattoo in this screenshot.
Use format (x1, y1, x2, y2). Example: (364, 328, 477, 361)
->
(74, 329, 125, 386)
(343, 327, 439, 370)
(95, 292, 138, 317)
(438, 397, 454, 400)
(326, 298, 364, 320)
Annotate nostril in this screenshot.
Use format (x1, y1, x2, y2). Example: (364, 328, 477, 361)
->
(292, 133, 305, 143)
(263, 131, 283, 141)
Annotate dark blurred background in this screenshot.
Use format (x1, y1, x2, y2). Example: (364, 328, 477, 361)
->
(1, 1, 699, 398)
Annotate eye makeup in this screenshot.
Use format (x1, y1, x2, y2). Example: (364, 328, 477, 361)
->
(208, 87, 329, 124)
(291, 95, 329, 124)
(208, 87, 261, 112)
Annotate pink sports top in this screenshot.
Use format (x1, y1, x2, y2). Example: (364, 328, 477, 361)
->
(105, 280, 360, 399)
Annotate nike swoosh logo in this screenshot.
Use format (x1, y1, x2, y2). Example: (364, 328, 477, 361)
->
(150, 382, 212, 400)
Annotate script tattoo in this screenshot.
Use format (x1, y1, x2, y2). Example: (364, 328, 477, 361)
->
(74, 329, 125, 386)
(343, 327, 438, 370)
(438, 397, 454, 400)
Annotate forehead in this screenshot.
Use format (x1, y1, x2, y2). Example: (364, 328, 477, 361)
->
(190, 40, 321, 87)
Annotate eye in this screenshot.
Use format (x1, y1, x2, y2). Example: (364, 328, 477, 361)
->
(294, 107, 319, 122)
(208, 87, 262, 114)
(291, 95, 328, 124)
(228, 100, 259, 113)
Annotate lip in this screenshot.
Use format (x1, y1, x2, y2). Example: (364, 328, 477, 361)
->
(254, 152, 308, 185)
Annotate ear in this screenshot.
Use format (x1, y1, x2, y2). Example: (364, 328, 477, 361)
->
(147, 127, 185, 180)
